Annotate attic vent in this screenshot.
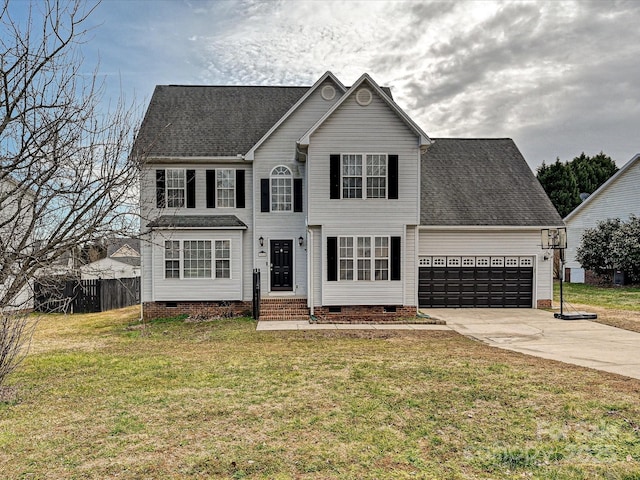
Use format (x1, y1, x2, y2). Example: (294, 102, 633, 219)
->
(356, 88, 372, 106)
(321, 84, 336, 101)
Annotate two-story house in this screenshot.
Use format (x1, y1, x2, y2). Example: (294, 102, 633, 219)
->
(134, 72, 563, 321)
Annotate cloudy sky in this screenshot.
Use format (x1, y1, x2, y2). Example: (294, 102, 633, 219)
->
(15, 0, 640, 169)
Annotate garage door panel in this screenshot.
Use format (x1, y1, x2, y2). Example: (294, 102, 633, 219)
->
(419, 257, 533, 308)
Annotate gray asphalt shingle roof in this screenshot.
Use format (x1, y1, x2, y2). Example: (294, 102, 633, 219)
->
(421, 139, 564, 226)
(133, 86, 310, 158)
(147, 215, 248, 229)
(133, 85, 393, 158)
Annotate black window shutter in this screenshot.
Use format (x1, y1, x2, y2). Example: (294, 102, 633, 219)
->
(327, 237, 338, 281)
(293, 178, 303, 212)
(260, 178, 270, 212)
(391, 236, 401, 280)
(156, 169, 166, 208)
(206, 170, 216, 208)
(236, 170, 245, 208)
(329, 154, 340, 199)
(388, 155, 399, 200)
(186, 170, 196, 208)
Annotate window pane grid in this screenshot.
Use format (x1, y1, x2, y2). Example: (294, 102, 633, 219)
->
(342, 154, 362, 198)
(217, 169, 235, 208)
(374, 237, 389, 280)
(166, 169, 185, 207)
(366, 154, 387, 198)
(271, 166, 292, 211)
(215, 240, 230, 278)
(164, 241, 180, 278)
(183, 240, 212, 278)
(357, 237, 371, 280)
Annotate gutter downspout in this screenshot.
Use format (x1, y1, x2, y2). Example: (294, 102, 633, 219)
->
(308, 227, 314, 315)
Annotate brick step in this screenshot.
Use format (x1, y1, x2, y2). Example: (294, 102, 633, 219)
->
(259, 298, 310, 321)
(260, 314, 310, 321)
(260, 299, 307, 305)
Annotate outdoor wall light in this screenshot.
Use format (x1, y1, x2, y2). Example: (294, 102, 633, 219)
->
(259, 236, 264, 247)
(298, 236, 304, 247)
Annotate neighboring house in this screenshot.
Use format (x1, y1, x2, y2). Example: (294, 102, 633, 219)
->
(134, 71, 563, 320)
(0, 176, 35, 311)
(80, 238, 141, 280)
(564, 153, 640, 283)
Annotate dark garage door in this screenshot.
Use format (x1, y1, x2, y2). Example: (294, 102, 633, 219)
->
(418, 256, 533, 308)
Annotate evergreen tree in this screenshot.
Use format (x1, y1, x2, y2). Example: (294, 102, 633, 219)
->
(536, 152, 618, 217)
(536, 159, 580, 218)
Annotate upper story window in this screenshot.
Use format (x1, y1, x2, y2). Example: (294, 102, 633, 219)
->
(166, 169, 185, 207)
(341, 154, 387, 199)
(270, 166, 292, 212)
(216, 169, 235, 208)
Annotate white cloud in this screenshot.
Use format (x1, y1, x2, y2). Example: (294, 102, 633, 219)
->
(89, 0, 640, 167)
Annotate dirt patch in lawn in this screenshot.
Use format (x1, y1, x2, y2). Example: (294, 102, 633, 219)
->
(568, 303, 640, 333)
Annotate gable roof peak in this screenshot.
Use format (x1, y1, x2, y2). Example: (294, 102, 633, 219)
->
(298, 72, 432, 148)
(243, 71, 347, 160)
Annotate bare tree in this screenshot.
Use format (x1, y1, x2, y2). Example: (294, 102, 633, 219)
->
(0, 0, 140, 387)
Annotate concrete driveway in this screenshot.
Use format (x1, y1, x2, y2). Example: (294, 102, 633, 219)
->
(423, 308, 640, 380)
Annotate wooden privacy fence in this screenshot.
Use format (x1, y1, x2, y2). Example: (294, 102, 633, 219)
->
(34, 277, 140, 314)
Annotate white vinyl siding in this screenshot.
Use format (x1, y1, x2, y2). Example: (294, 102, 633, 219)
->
(253, 81, 342, 296)
(140, 164, 253, 301)
(307, 87, 420, 227)
(564, 158, 640, 277)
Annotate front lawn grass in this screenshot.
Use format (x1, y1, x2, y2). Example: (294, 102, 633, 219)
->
(2, 306, 640, 479)
(555, 281, 640, 332)
(555, 281, 640, 311)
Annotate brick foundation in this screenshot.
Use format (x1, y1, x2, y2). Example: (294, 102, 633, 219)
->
(536, 299, 552, 309)
(313, 305, 418, 323)
(143, 301, 252, 320)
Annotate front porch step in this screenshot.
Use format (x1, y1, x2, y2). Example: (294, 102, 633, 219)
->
(259, 298, 309, 321)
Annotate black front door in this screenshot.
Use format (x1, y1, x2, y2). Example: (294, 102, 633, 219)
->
(270, 240, 293, 291)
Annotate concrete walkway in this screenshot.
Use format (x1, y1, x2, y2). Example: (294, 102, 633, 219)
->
(424, 308, 640, 380)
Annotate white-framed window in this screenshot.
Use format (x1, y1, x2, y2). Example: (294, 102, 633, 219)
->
(184, 240, 212, 278)
(366, 154, 387, 198)
(164, 241, 180, 278)
(342, 154, 362, 199)
(374, 236, 389, 280)
(217, 169, 235, 208)
(163, 240, 231, 279)
(341, 154, 388, 199)
(270, 166, 292, 211)
(215, 240, 231, 278)
(357, 237, 371, 280)
(166, 169, 185, 208)
(338, 236, 389, 281)
(339, 237, 354, 280)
